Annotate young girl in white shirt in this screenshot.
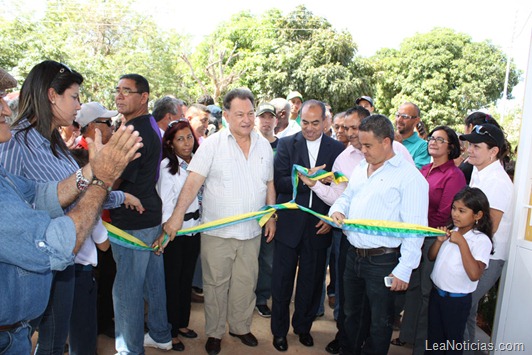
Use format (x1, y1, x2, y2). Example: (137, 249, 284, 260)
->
(426, 187, 493, 353)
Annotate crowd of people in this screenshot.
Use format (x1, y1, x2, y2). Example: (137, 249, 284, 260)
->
(0, 60, 516, 355)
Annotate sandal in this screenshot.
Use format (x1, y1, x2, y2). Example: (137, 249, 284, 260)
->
(390, 337, 406, 346)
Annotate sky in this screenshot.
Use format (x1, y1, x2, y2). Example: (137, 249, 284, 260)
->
(137, 0, 532, 107)
(3, 0, 532, 106)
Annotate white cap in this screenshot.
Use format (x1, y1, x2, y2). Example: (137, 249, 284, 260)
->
(76, 102, 118, 128)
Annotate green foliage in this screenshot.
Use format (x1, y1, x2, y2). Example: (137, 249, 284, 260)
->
(0, 2, 521, 134)
(372, 28, 521, 131)
(0, 0, 191, 108)
(191, 5, 373, 112)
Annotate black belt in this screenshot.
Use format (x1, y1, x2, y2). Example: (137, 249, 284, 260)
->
(352, 246, 399, 257)
(0, 322, 22, 332)
(184, 209, 200, 221)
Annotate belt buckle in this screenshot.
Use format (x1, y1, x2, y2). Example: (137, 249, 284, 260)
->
(356, 248, 368, 257)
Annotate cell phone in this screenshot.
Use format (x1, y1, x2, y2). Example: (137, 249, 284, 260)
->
(384, 276, 394, 287)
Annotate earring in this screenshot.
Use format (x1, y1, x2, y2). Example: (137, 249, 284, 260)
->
(475, 220, 478, 225)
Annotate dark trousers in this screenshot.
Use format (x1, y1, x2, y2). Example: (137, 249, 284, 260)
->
(426, 289, 472, 354)
(69, 265, 97, 355)
(271, 232, 328, 336)
(255, 230, 274, 305)
(31, 264, 75, 355)
(163, 233, 201, 338)
(334, 234, 350, 347)
(95, 247, 116, 335)
(343, 248, 398, 355)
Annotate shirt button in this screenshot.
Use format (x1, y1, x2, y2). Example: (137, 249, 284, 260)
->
(38, 242, 45, 247)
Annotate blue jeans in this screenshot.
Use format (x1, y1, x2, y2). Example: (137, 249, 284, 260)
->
(343, 248, 398, 355)
(112, 225, 171, 355)
(0, 322, 31, 355)
(255, 233, 274, 305)
(32, 264, 75, 355)
(192, 255, 203, 289)
(69, 265, 97, 355)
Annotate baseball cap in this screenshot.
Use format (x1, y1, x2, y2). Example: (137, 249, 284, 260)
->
(355, 96, 374, 107)
(256, 103, 276, 117)
(286, 91, 303, 101)
(0, 67, 17, 93)
(76, 102, 118, 128)
(459, 124, 504, 148)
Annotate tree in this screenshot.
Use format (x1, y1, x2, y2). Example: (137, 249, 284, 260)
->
(189, 6, 374, 111)
(0, 0, 191, 108)
(372, 28, 521, 130)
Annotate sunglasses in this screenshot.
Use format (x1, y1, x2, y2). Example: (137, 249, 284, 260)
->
(52, 63, 73, 82)
(93, 119, 113, 127)
(168, 118, 190, 128)
(473, 125, 496, 142)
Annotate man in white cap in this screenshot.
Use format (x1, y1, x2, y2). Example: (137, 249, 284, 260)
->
(355, 96, 375, 114)
(286, 91, 303, 124)
(75, 102, 118, 148)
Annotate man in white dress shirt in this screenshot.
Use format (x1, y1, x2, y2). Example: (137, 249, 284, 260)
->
(330, 114, 428, 355)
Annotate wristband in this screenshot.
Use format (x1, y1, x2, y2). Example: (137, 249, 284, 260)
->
(75, 168, 90, 192)
(90, 176, 112, 194)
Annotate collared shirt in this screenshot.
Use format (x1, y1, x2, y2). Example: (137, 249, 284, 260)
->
(188, 128, 273, 239)
(275, 119, 301, 139)
(421, 160, 467, 228)
(311, 142, 415, 206)
(157, 156, 200, 234)
(470, 160, 513, 260)
(431, 228, 492, 294)
(402, 131, 431, 169)
(306, 134, 322, 208)
(329, 153, 429, 282)
(311, 144, 364, 206)
(0, 166, 76, 324)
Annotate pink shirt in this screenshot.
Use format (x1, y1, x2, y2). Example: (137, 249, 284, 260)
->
(420, 160, 466, 228)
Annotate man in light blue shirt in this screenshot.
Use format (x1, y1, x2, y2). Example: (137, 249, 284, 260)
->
(329, 114, 428, 355)
(395, 102, 430, 169)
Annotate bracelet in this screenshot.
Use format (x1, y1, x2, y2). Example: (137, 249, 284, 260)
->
(75, 168, 90, 192)
(271, 213, 278, 221)
(90, 176, 112, 194)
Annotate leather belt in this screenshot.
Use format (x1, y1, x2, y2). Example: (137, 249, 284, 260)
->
(0, 322, 22, 332)
(184, 209, 200, 221)
(352, 246, 400, 257)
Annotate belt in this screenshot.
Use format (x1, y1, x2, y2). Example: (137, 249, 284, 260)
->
(0, 322, 22, 332)
(352, 246, 399, 257)
(434, 286, 468, 298)
(184, 209, 200, 222)
(75, 264, 93, 271)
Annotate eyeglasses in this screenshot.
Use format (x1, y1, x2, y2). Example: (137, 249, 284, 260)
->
(427, 136, 448, 144)
(93, 119, 113, 127)
(395, 112, 418, 120)
(473, 125, 497, 142)
(168, 118, 190, 128)
(114, 88, 142, 97)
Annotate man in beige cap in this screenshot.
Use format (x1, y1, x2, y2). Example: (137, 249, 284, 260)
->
(286, 91, 303, 125)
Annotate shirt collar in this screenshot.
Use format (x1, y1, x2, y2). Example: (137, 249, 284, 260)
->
(403, 131, 420, 143)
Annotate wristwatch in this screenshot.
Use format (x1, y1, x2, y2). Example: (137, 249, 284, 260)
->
(75, 168, 90, 192)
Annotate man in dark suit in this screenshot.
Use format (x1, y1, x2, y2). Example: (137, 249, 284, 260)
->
(271, 99, 345, 352)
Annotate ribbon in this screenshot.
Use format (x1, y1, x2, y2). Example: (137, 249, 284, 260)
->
(105, 164, 445, 250)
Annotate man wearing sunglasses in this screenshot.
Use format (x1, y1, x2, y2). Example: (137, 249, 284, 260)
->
(75, 102, 118, 147)
(394, 102, 430, 170)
